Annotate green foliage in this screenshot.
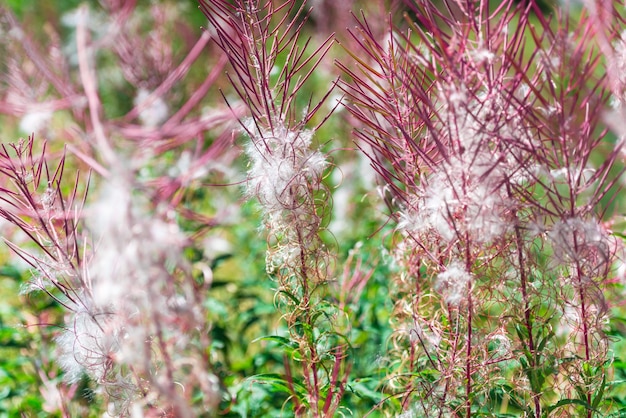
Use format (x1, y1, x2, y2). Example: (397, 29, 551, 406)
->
(1, 0, 626, 416)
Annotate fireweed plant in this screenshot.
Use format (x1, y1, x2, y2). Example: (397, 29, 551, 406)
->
(340, 0, 626, 416)
(0, 1, 239, 416)
(199, 1, 353, 416)
(1, 0, 626, 417)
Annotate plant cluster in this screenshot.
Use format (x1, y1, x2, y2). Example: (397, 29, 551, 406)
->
(1, 0, 626, 417)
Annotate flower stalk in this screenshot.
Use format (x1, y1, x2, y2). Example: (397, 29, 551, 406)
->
(199, 0, 349, 415)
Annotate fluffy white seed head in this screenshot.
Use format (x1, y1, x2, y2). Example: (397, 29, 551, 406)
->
(19, 110, 53, 134)
(435, 260, 473, 306)
(548, 217, 611, 277)
(245, 121, 327, 229)
(134, 88, 169, 128)
(56, 309, 118, 384)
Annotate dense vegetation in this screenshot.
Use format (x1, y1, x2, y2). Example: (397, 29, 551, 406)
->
(1, 0, 626, 416)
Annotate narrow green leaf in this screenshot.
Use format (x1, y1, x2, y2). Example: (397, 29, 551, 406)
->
(591, 373, 606, 410)
(544, 398, 596, 415)
(536, 331, 554, 353)
(247, 373, 307, 397)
